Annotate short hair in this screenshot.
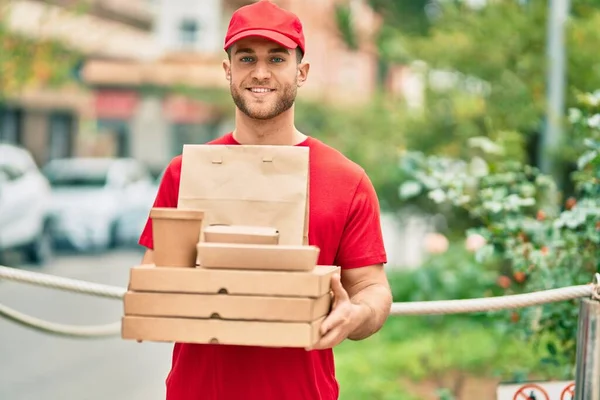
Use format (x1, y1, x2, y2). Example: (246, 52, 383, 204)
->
(226, 47, 304, 64)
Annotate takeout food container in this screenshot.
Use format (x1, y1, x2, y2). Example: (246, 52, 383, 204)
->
(196, 242, 320, 271)
(150, 208, 204, 268)
(123, 291, 332, 322)
(122, 315, 325, 348)
(203, 225, 279, 245)
(127, 264, 339, 298)
(122, 264, 339, 348)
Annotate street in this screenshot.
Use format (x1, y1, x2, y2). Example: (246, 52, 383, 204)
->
(0, 248, 172, 400)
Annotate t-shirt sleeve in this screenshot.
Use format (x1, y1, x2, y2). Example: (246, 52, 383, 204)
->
(138, 158, 180, 250)
(335, 172, 388, 269)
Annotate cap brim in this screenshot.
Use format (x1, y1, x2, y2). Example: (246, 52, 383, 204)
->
(224, 29, 298, 51)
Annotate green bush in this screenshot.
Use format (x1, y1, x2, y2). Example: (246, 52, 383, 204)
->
(396, 91, 600, 377)
(335, 262, 566, 400)
(388, 244, 500, 304)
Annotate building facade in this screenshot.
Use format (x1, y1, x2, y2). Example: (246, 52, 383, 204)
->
(0, 0, 157, 167)
(2, 0, 382, 174)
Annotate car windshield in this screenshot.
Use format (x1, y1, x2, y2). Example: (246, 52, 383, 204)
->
(43, 159, 112, 188)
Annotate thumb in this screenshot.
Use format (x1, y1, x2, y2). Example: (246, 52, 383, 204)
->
(330, 273, 348, 301)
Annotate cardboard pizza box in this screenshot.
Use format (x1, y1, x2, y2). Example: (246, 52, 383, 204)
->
(123, 291, 332, 322)
(121, 315, 325, 348)
(127, 264, 339, 298)
(196, 242, 320, 271)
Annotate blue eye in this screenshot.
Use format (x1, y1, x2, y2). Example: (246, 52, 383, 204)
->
(240, 56, 254, 62)
(272, 57, 284, 63)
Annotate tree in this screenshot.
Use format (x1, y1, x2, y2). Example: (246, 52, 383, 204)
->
(338, 1, 600, 162)
(0, 1, 81, 101)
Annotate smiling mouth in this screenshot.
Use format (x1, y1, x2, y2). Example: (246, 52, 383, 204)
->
(247, 88, 275, 93)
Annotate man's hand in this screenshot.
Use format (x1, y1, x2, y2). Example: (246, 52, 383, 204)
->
(308, 273, 361, 350)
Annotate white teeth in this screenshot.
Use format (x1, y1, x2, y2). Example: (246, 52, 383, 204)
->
(250, 88, 272, 93)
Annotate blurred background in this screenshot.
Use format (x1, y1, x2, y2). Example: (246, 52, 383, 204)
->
(0, 0, 599, 399)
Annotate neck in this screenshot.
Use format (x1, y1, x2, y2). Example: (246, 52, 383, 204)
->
(232, 107, 306, 145)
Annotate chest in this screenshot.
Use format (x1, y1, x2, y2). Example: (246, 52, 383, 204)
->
(305, 170, 354, 260)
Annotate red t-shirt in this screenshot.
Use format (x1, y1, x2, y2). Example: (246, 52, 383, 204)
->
(138, 133, 387, 400)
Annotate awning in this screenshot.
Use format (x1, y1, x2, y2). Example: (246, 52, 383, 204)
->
(81, 58, 228, 90)
(94, 89, 139, 120)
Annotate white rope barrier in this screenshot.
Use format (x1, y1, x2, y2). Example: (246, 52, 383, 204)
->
(390, 284, 596, 315)
(0, 302, 121, 338)
(0, 266, 126, 300)
(1, 265, 599, 338)
(0, 265, 124, 338)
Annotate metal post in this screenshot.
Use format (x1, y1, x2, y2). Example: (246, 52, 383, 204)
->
(575, 298, 600, 399)
(540, 0, 570, 183)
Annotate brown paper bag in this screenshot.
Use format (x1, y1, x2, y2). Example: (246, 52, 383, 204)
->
(178, 144, 310, 247)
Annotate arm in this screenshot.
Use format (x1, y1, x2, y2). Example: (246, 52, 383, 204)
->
(342, 264, 392, 341)
(310, 172, 391, 349)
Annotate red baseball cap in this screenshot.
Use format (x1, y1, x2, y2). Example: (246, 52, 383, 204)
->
(224, 1, 305, 54)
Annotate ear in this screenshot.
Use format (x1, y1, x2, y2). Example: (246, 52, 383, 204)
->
(297, 61, 310, 87)
(222, 59, 231, 81)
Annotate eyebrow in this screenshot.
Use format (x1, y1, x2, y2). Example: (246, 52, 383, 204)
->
(234, 47, 291, 55)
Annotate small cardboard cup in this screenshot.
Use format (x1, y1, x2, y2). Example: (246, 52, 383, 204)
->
(151, 208, 204, 267)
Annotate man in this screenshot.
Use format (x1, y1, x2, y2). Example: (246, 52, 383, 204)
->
(138, 1, 392, 399)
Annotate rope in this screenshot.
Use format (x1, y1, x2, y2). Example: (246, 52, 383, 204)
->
(1, 266, 600, 337)
(0, 265, 126, 300)
(0, 302, 121, 338)
(390, 284, 595, 315)
(0, 265, 124, 338)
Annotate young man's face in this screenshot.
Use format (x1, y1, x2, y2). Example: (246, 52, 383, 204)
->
(223, 37, 309, 120)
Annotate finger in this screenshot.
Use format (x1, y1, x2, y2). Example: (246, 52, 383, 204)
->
(330, 273, 349, 302)
(312, 327, 344, 350)
(320, 307, 347, 334)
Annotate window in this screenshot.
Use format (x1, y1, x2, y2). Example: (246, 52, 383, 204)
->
(97, 120, 130, 158)
(48, 112, 73, 160)
(0, 107, 23, 144)
(179, 19, 199, 47)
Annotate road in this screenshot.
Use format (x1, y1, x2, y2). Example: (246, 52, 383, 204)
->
(0, 248, 172, 400)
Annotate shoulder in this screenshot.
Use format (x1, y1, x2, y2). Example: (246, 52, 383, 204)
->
(307, 137, 368, 194)
(307, 136, 365, 178)
(160, 155, 183, 187)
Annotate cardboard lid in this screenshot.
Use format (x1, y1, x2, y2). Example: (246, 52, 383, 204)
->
(150, 207, 204, 220)
(203, 225, 279, 236)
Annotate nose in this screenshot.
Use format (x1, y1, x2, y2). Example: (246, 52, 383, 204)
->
(250, 61, 271, 81)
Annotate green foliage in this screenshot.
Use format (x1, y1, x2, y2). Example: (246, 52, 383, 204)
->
(367, 0, 432, 36)
(335, 317, 549, 399)
(0, 12, 81, 99)
(368, 0, 600, 169)
(389, 244, 501, 305)
(397, 92, 600, 375)
(334, 3, 359, 51)
(335, 248, 568, 399)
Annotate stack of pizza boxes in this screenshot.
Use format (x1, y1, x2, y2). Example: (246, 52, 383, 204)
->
(121, 208, 338, 348)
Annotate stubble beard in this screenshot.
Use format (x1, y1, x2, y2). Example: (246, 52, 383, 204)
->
(230, 78, 297, 120)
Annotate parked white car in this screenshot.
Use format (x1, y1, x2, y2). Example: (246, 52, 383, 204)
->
(0, 143, 54, 265)
(42, 157, 155, 252)
(114, 168, 163, 247)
